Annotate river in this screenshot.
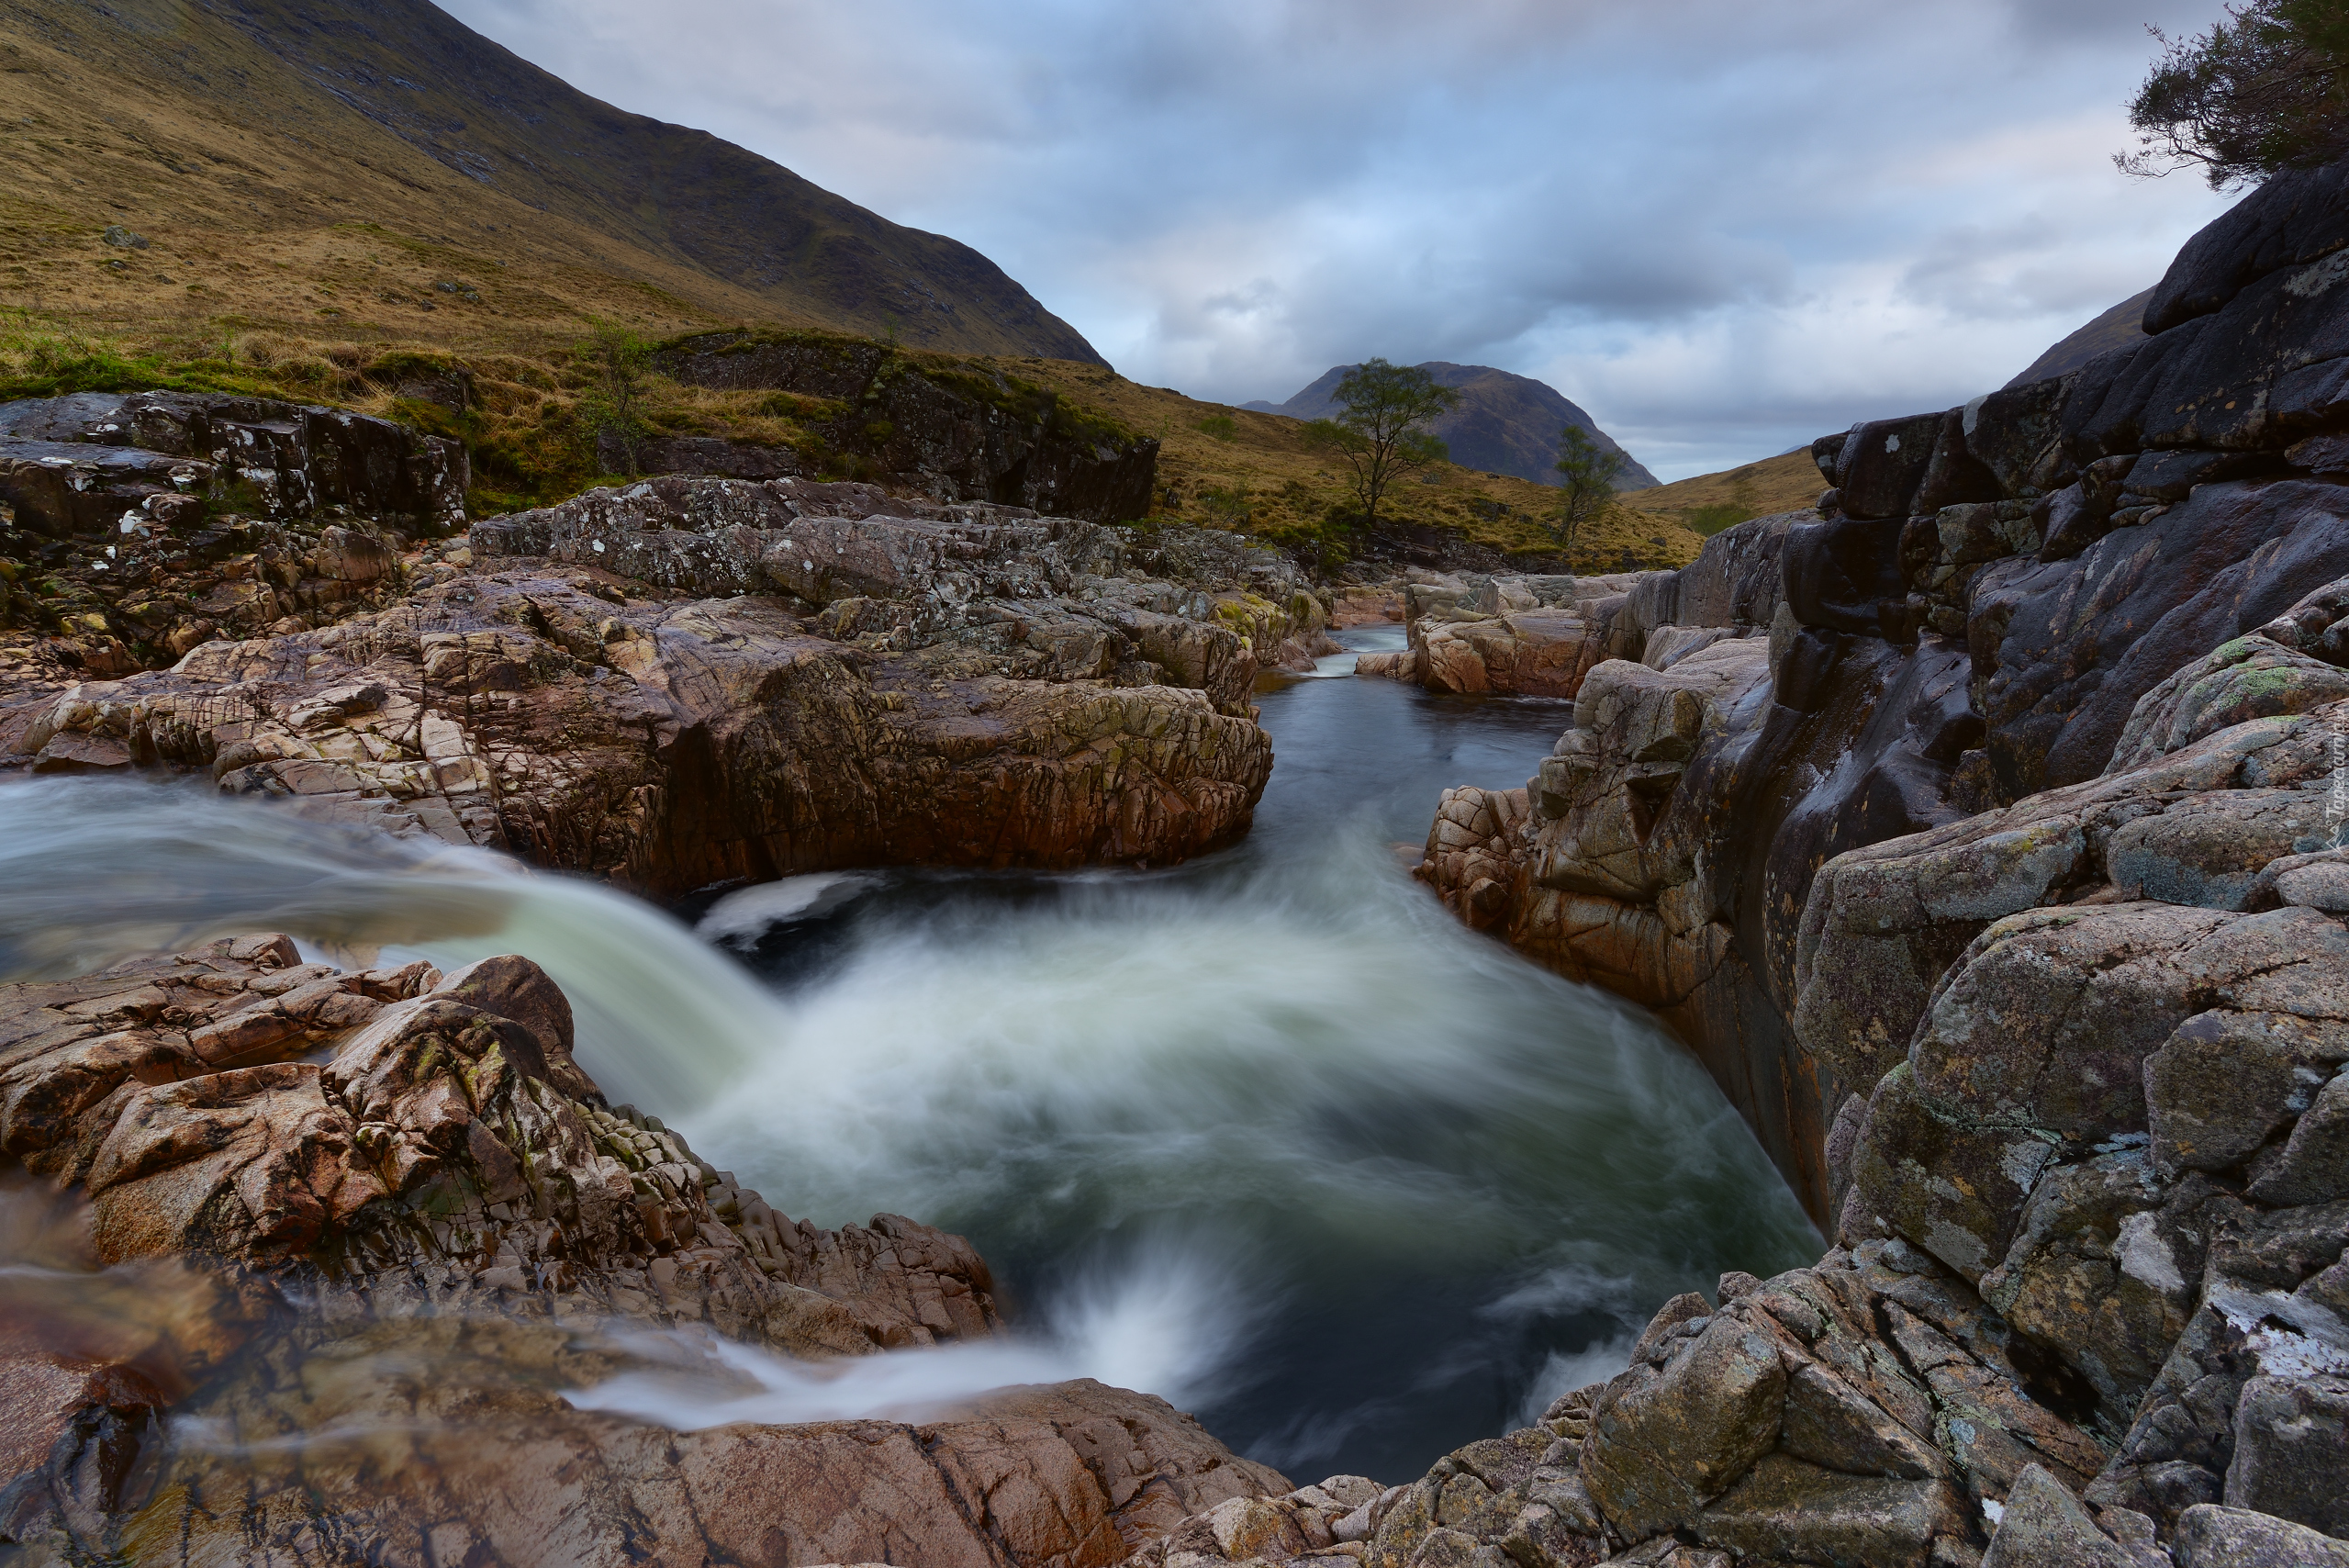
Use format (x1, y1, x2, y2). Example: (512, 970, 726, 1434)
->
(0, 624, 1818, 1483)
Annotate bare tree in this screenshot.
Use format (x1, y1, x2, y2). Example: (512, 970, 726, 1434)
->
(1302, 359, 1460, 532)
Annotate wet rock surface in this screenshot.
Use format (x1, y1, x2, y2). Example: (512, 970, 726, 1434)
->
(1400, 155, 2349, 1562)
(0, 940, 1289, 1564)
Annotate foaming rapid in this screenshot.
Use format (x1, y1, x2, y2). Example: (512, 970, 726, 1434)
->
(0, 777, 773, 1110)
(0, 642, 1819, 1477)
(569, 1241, 1253, 1428)
(677, 824, 1817, 1475)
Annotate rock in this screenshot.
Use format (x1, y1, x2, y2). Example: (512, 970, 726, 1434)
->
(7, 487, 1281, 891)
(2105, 634, 2349, 775)
(1979, 1465, 2144, 1568)
(99, 225, 148, 250)
(652, 330, 1160, 522)
(1975, 480, 2349, 799)
(1836, 412, 1949, 521)
(2142, 157, 2349, 335)
(0, 389, 467, 537)
(1403, 151, 2349, 1568)
(0, 942, 1294, 1564)
(2172, 1502, 2349, 1566)
(1377, 570, 1642, 698)
(1579, 1313, 1788, 1539)
(2224, 1373, 2349, 1537)
(430, 953, 600, 1103)
(2105, 788, 2331, 909)
(2266, 853, 2349, 914)
(2247, 1066, 2349, 1204)
(2147, 1010, 2349, 1179)
(597, 431, 806, 481)
(1697, 1454, 1963, 1568)
(1329, 586, 1404, 626)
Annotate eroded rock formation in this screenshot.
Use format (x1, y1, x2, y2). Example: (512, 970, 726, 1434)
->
(1356, 569, 1651, 697)
(0, 938, 1289, 1564)
(1, 476, 1313, 888)
(653, 331, 1161, 522)
(1, 392, 462, 678)
(1396, 153, 2349, 1564)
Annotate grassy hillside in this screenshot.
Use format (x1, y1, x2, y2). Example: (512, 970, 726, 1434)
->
(1013, 362, 1701, 567)
(0, 307, 1705, 571)
(0, 0, 1702, 573)
(1615, 449, 1824, 535)
(0, 0, 1097, 361)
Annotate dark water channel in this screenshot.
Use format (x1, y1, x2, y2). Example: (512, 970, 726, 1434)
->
(686, 626, 1818, 1480)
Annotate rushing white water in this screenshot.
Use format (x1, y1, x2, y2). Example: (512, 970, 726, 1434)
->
(570, 1241, 1252, 1428)
(0, 776, 772, 1111)
(0, 643, 1818, 1477)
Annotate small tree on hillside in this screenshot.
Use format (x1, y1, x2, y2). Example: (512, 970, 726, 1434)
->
(576, 319, 655, 475)
(1549, 424, 1626, 554)
(2119, 0, 2349, 187)
(1303, 358, 1460, 533)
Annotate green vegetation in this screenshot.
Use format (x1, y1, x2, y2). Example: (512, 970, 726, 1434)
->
(1680, 470, 1762, 537)
(2121, 0, 2349, 187)
(1302, 359, 1461, 534)
(1549, 425, 1628, 553)
(0, 312, 279, 397)
(575, 319, 656, 476)
(1197, 482, 1253, 529)
(0, 305, 1706, 569)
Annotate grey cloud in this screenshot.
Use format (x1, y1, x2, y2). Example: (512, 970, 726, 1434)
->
(442, 0, 2240, 476)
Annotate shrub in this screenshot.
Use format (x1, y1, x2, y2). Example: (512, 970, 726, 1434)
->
(2120, 0, 2349, 186)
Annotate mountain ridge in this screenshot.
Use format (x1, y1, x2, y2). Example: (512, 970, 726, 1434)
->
(1243, 361, 1660, 490)
(2004, 286, 2153, 388)
(0, 0, 1102, 363)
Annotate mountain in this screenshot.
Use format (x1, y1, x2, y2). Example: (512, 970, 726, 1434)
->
(1613, 449, 1826, 533)
(0, 0, 1102, 362)
(2003, 287, 2153, 388)
(1241, 363, 1659, 490)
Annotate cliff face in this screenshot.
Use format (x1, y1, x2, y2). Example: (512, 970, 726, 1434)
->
(1375, 156, 2349, 1565)
(650, 332, 1162, 522)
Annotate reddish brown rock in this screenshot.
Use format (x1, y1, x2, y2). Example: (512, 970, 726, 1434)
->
(0, 941, 1290, 1564)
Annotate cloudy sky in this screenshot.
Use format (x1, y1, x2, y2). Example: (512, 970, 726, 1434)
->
(447, 0, 2239, 479)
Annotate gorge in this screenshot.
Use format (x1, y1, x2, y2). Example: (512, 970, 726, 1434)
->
(4, 7, 2349, 1568)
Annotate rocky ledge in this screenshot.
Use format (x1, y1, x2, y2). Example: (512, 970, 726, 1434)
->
(0, 937, 1290, 1563)
(1388, 154, 2349, 1564)
(1355, 569, 1654, 698)
(0, 473, 1338, 888)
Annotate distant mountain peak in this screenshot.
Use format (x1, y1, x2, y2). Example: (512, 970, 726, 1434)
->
(2005, 288, 2154, 389)
(1244, 363, 1657, 490)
